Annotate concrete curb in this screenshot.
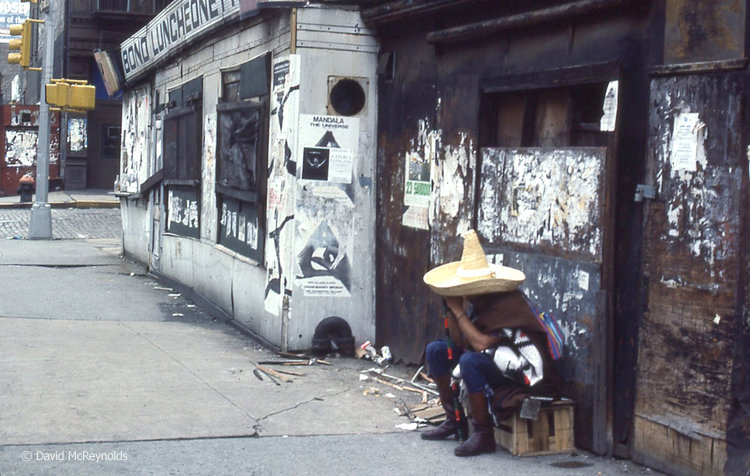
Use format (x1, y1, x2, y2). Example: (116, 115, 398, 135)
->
(0, 201, 120, 209)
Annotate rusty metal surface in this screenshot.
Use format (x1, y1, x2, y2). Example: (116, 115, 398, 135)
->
(632, 73, 743, 475)
(664, 0, 745, 65)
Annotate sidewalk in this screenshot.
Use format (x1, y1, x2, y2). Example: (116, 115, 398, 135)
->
(0, 189, 119, 209)
(0, 223, 660, 475)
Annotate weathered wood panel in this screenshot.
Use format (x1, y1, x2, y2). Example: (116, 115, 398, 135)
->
(375, 72, 438, 363)
(479, 147, 608, 454)
(633, 74, 743, 475)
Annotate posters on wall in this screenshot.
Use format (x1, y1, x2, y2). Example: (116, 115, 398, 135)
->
(600, 80, 618, 132)
(167, 188, 200, 237)
(68, 118, 87, 153)
(265, 55, 300, 315)
(219, 198, 261, 259)
(298, 114, 358, 183)
(120, 86, 151, 193)
(4, 129, 37, 167)
(295, 220, 352, 297)
(202, 112, 217, 242)
(670, 111, 706, 172)
(402, 150, 431, 230)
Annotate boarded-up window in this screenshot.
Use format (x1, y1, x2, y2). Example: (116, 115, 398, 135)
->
(215, 54, 269, 260)
(216, 102, 263, 198)
(164, 77, 203, 238)
(484, 83, 609, 148)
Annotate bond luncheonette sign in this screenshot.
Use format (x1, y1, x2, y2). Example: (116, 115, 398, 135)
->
(121, 0, 240, 81)
(121, 0, 307, 82)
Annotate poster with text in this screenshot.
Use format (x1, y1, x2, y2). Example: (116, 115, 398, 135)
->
(298, 114, 359, 183)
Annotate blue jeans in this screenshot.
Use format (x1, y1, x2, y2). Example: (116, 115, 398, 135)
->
(425, 339, 514, 393)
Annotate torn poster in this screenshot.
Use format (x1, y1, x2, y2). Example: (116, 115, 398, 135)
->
(402, 149, 431, 230)
(4, 129, 37, 167)
(298, 114, 359, 183)
(671, 112, 705, 172)
(600, 80, 618, 132)
(68, 118, 87, 153)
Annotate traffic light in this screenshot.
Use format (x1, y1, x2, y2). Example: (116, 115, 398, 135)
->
(8, 21, 31, 68)
(46, 79, 96, 112)
(21, 0, 39, 3)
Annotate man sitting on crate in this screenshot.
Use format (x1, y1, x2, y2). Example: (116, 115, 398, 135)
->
(420, 230, 560, 457)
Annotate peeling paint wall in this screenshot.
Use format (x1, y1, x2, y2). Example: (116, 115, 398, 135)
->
(633, 74, 743, 476)
(265, 54, 300, 318)
(479, 146, 608, 451)
(120, 86, 151, 194)
(480, 148, 605, 261)
(67, 118, 87, 153)
(4, 129, 37, 167)
(429, 125, 476, 266)
(202, 112, 217, 242)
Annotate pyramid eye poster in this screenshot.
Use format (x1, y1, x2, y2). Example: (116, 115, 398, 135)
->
(298, 114, 359, 183)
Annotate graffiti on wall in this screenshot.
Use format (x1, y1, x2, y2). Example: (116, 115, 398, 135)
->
(265, 55, 300, 314)
(68, 118, 87, 153)
(167, 188, 199, 237)
(120, 86, 151, 193)
(4, 129, 37, 167)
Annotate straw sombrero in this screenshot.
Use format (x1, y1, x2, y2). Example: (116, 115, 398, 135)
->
(423, 230, 525, 296)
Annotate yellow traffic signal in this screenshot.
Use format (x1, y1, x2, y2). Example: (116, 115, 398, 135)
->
(69, 84, 95, 110)
(45, 82, 69, 107)
(21, 0, 39, 3)
(8, 21, 31, 68)
(45, 79, 96, 112)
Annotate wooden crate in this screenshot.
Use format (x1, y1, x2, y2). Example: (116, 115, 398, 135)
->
(494, 401, 575, 456)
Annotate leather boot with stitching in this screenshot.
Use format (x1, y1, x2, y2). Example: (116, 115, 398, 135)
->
(454, 392, 496, 456)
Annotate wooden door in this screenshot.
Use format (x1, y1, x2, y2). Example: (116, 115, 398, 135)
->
(478, 147, 610, 454)
(632, 73, 743, 475)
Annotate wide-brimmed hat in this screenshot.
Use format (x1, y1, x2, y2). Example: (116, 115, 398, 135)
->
(423, 230, 525, 296)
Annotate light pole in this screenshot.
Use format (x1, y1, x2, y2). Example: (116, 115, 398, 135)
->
(29, 0, 55, 239)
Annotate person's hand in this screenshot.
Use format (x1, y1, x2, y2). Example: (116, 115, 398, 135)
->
(445, 296, 464, 319)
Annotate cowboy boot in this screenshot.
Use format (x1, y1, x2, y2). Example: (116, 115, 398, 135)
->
(454, 392, 496, 456)
(421, 376, 459, 440)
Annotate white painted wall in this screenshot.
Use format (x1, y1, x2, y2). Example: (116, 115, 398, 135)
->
(119, 6, 378, 351)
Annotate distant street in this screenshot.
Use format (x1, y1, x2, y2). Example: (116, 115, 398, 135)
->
(0, 208, 121, 240)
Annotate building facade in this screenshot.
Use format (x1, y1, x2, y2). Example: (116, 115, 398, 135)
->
(117, 0, 750, 474)
(364, 0, 749, 474)
(117, 2, 379, 353)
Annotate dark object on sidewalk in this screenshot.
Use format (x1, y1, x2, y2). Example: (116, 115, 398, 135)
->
(17, 174, 35, 203)
(311, 316, 355, 356)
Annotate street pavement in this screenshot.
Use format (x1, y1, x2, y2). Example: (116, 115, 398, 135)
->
(0, 206, 660, 475)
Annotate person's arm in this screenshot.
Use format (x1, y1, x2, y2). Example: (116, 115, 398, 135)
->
(444, 297, 502, 352)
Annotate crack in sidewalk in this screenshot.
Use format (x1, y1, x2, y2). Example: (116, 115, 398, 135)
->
(252, 388, 351, 435)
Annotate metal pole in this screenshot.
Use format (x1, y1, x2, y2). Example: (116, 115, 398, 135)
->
(29, 0, 54, 239)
